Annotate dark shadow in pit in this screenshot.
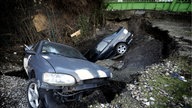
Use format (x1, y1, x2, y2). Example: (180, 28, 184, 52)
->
(107, 17, 130, 22)
(101, 80, 126, 103)
(3, 69, 28, 79)
(143, 21, 177, 58)
(70, 17, 178, 106)
(63, 80, 126, 108)
(127, 16, 177, 59)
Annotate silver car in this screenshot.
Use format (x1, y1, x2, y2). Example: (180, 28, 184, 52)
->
(23, 40, 112, 108)
(85, 27, 133, 62)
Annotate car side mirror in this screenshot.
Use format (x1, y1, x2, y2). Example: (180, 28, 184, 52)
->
(26, 50, 36, 55)
(24, 44, 30, 51)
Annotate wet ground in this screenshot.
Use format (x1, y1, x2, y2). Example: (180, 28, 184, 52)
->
(112, 36, 163, 82)
(0, 13, 191, 107)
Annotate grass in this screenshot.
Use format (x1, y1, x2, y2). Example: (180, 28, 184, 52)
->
(148, 74, 192, 107)
(139, 57, 192, 107)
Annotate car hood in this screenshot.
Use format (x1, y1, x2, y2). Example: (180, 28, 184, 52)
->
(41, 54, 111, 81)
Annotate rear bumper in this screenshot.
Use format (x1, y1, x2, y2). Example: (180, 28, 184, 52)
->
(127, 38, 133, 44)
(126, 34, 133, 45)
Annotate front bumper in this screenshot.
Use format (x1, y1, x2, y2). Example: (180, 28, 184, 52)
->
(39, 78, 109, 102)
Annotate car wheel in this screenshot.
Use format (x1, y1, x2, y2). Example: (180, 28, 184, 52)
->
(27, 79, 42, 108)
(116, 43, 128, 55)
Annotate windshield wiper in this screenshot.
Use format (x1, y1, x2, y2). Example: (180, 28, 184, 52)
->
(42, 52, 64, 56)
(42, 52, 86, 60)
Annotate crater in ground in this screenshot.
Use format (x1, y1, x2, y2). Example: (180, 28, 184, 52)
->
(0, 13, 182, 107)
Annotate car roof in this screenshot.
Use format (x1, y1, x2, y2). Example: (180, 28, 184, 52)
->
(103, 27, 125, 42)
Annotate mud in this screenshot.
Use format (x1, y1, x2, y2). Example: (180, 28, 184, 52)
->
(0, 12, 190, 107)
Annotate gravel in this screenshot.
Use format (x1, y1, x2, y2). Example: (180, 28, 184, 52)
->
(0, 75, 28, 108)
(0, 63, 23, 74)
(1, 14, 191, 108)
(127, 60, 192, 107)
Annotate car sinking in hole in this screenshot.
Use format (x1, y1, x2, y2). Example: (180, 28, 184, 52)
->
(84, 27, 133, 62)
(23, 40, 112, 108)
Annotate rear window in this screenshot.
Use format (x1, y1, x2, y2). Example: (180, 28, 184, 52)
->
(96, 41, 108, 52)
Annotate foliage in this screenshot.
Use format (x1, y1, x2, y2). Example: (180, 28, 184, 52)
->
(93, 0, 106, 28)
(0, 0, 106, 45)
(76, 0, 105, 42)
(78, 15, 90, 38)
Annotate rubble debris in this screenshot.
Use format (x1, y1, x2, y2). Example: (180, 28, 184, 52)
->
(32, 13, 48, 32)
(127, 60, 192, 107)
(171, 72, 187, 82)
(71, 30, 81, 37)
(0, 75, 28, 108)
(96, 59, 124, 70)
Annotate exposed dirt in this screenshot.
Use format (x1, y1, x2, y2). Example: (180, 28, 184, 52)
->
(0, 14, 180, 108)
(0, 1, 191, 107)
(150, 19, 192, 59)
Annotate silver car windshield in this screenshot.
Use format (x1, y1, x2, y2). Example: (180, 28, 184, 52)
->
(41, 42, 85, 60)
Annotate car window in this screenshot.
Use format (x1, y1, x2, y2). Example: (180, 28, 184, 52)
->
(103, 33, 117, 42)
(41, 42, 85, 59)
(96, 41, 108, 52)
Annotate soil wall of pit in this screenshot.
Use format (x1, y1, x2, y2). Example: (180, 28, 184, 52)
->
(0, 5, 191, 107)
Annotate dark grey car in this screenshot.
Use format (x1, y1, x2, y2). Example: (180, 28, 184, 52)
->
(85, 27, 133, 62)
(23, 40, 112, 108)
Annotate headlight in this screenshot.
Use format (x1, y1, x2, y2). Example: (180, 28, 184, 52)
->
(43, 73, 76, 86)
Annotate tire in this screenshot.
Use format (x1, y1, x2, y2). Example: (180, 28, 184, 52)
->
(115, 43, 128, 55)
(27, 78, 43, 108)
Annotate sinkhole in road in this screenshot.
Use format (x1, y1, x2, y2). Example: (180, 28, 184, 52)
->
(98, 17, 177, 103)
(0, 17, 177, 106)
